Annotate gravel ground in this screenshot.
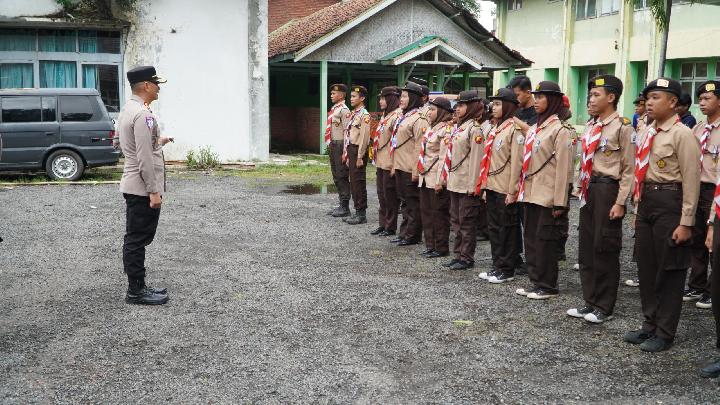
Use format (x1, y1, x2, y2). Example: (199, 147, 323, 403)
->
(1, 175, 719, 404)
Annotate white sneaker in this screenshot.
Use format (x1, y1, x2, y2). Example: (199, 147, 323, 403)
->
(527, 289, 558, 300)
(479, 271, 491, 280)
(584, 310, 613, 324)
(573, 263, 580, 270)
(488, 273, 514, 284)
(624, 279, 639, 287)
(567, 306, 594, 318)
(516, 288, 530, 296)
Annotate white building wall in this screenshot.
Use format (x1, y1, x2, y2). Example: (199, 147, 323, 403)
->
(122, 0, 268, 162)
(0, 0, 60, 17)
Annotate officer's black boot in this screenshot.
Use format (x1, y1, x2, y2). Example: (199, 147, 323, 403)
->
(326, 198, 341, 216)
(331, 200, 351, 217)
(125, 278, 169, 305)
(345, 209, 367, 225)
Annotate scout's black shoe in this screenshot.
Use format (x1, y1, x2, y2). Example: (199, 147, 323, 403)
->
(696, 294, 712, 309)
(700, 359, 720, 378)
(345, 210, 367, 225)
(584, 310, 613, 324)
(624, 329, 654, 345)
(370, 226, 385, 235)
(379, 230, 395, 237)
(488, 272, 514, 284)
(389, 236, 403, 244)
(426, 251, 448, 258)
(443, 258, 460, 268)
(682, 288, 703, 301)
(515, 262, 528, 276)
(331, 201, 351, 218)
(125, 287, 169, 305)
(450, 260, 474, 270)
(397, 239, 419, 246)
(640, 335, 673, 352)
(420, 248, 434, 256)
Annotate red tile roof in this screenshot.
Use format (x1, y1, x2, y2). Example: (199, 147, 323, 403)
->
(269, 0, 385, 59)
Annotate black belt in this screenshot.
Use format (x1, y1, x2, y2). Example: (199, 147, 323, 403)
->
(643, 182, 681, 191)
(701, 182, 715, 190)
(590, 176, 618, 184)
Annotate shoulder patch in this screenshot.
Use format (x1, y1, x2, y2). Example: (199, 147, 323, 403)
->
(561, 121, 574, 131)
(364, 117, 370, 124)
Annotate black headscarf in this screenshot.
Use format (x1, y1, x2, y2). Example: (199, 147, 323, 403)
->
(537, 94, 564, 126)
(403, 92, 424, 114)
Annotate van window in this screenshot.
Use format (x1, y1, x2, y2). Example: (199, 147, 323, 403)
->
(1, 96, 41, 123)
(42, 96, 56, 122)
(60, 95, 95, 122)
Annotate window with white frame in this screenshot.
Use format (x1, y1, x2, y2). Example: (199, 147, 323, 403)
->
(0, 28, 123, 111)
(508, 0, 523, 11)
(578, 0, 620, 19)
(680, 61, 709, 104)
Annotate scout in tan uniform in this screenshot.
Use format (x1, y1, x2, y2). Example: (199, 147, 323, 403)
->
(370, 86, 401, 236)
(417, 97, 454, 258)
(326, 84, 352, 218)
(476, 88, 524, 283)
(118, 66, 172, 305)
(624, 78, 701, 353)
(699, 80, 720, 378)
(514, 81, 574, 300)
(435, 90, 486, 270)
(342, 85, 372, 225)
(390, 81, 429, 246)
(686, 82, 720, 308)
(566, 75, 634, 323)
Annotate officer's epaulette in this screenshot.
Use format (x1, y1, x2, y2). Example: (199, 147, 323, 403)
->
(472, 118, 484, 127)
(561, 120, 575, 131)
(620, 116, 631, 126)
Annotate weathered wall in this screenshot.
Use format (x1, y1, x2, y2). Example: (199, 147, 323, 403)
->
(304, 0, 508, 69)
(121, 0, 269, 162)
(0, 0, 60, 17)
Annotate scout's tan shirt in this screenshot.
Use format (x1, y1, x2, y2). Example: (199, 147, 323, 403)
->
(588, 112, 635, 205)
(419, 121, 452, 189)
(375, 109, 401, 171)
(465, 119, 492, 194)
(440, 119, 483, 194)
(643, 114, 701, 227)
(331, 103, 351, 141)
(392, 110, 429, 174)
(519, 116, 573, 209)
(694, 118, 720, 184)
(347, 107, 371, 157)
(485, 118, 524, 196)
(118, 95, 165, 196)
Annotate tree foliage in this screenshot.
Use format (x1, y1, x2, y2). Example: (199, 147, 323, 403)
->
(448, 0, 482, 14)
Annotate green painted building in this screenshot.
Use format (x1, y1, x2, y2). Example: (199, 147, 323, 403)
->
(491, 0, 720, 124)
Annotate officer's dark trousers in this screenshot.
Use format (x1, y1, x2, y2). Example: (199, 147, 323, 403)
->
(123, 193, 161, 283)
(710, 220, 720, 349)
(346, 144, 367, 210)
(450, 192, 479, 262)
(486, 190, 521, 275)
(635, 186, 689, 341)
(376, 168, 398, 232)
(578, 180, 622, 315)
(689, 183, 714, 294)
(395, 170, 422, 241)
(329, 141, 351, 203)
(420, 186, 450, 254)
(523, 202, 561, 293)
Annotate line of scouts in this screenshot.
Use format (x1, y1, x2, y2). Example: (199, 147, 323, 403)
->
(322, 77, 720, 377)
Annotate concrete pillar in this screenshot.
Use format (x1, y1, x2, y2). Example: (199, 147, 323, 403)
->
(320, 60, 328, 154)
(248, 0, 270, 161)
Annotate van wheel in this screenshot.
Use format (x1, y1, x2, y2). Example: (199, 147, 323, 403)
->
(46, 149, 85, 181)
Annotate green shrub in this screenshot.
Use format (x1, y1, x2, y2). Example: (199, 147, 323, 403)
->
(186, 146, 221, 170)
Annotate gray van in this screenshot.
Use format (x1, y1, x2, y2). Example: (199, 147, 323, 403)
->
(0, 88, 120, 181)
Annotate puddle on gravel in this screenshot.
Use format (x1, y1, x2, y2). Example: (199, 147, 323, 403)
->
(281, 183, 337, 195)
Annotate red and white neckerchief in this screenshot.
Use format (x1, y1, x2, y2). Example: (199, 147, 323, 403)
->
(633, 117, 680, 201)
(578, 117, 605, 208)
(417, 126, 435, 173)
(324, 102, 347, 146)
(700, 121, 719, 162)
(517, 115, 560, 201)
(389, 108, 418, 157)
(441, 123, 463, 181)
(342, 108, 364, 162)
(475, 119, 515, 194)
(371, 110, 396, 166)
